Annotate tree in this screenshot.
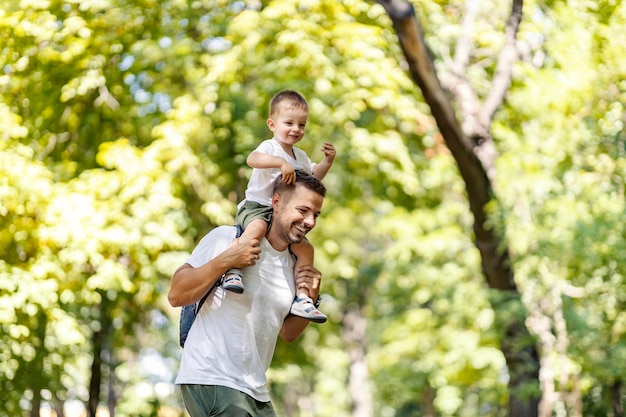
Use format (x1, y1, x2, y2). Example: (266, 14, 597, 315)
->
(2, 0, 625, 416)
(374, 0, 540, 415)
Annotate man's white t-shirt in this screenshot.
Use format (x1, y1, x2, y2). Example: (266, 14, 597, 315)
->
(244, 138, 316, 206)
(175, 226, 296, 402)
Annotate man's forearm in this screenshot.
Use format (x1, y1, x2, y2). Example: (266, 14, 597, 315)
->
(168, 238, 261, 307)
(167, 256, 230, 307)
(279, 315, 310, 342)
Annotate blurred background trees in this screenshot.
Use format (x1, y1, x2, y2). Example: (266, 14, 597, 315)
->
(1, 0, 624, 416)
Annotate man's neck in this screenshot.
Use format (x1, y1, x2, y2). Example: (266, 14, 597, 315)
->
(265, 228, 289, 252)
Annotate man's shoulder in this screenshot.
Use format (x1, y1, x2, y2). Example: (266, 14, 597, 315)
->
(195, 226, 238, 252)
(188, 226, 238, 266)
(203, 225, 238, 240)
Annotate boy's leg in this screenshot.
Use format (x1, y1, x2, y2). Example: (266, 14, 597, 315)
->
(223, 219, 268, 293)
(289, 240, 327, 323)
(290, 239, 315, 300)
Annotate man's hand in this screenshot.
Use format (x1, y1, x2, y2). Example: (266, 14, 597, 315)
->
(280, 265, 322, 342)
(294, 265, 322, 300)
(225, 238, 261, 268)
(168, 235, 261, 307)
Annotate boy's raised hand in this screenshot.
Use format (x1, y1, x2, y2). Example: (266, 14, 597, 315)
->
(321, 142, 336, 162)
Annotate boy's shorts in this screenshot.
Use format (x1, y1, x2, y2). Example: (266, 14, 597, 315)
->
(181, 384, 276, 417)
(236, 200, 273, 230)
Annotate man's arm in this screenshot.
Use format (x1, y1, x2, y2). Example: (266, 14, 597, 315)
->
(279, 264, 322, 342)
(167, 238, 261, 307)
(280, 315, 311, 342)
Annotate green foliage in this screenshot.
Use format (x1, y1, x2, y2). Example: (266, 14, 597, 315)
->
(494, 0, 626, 413)
(1, 0, 626, 416)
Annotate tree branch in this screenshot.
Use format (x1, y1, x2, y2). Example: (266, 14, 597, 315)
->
(375, 0, 516, 291)
(480, 0, 523, 125)
(375, 0, 475, 161)
(453, 0, 479, 73)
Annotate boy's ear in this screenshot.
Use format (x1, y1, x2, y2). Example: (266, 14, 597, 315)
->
(267, 118, 276, 131)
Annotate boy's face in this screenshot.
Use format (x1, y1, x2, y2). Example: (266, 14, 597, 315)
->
(267, 103, 308, 149)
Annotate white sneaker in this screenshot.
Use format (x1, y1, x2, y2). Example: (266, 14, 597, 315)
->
(290, 297, 327, 323)
(222, 270, 244, 294)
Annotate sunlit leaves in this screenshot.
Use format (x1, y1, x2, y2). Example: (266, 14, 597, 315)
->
(492, 1, 626, 411)
(2, 0, 626, 415)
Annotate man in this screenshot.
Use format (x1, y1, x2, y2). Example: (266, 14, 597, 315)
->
(168, 169, 327, 416)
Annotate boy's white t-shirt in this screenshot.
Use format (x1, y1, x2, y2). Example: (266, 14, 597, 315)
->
(175, 226, 296, 402)
(244, 138, 316, 206)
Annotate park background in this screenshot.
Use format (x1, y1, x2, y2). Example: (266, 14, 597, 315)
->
(1, 0, 625, 416)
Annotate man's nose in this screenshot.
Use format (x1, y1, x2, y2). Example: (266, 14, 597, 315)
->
(303, 214, 315, 228)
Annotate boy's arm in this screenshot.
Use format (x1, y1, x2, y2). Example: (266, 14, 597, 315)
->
(167, 238, 260, 307)
(247, 151, 296, 184)
(312, 142, 336, 180)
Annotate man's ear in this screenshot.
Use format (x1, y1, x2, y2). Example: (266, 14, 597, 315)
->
(271, 193, 281, 210)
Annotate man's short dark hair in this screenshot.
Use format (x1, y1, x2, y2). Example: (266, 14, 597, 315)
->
(273, 170, 326, 199)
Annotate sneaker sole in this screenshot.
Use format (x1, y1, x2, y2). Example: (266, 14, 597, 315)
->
(290, 311, 327, 323)
(223, 285, 244, 294)
(222, 274, 244, 294)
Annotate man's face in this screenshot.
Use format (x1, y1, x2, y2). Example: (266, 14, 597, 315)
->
(272, 183, 323, 246)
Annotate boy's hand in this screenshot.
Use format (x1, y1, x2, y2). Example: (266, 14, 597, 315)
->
(321, 142, 336, 162)
(280, 162, 296, 184)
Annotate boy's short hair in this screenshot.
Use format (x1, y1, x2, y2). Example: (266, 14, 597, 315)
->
(269, 90, 308, 117)
(273, 170, 326, 199)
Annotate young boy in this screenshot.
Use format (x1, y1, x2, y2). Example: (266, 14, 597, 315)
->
(223, 90, 336, 323)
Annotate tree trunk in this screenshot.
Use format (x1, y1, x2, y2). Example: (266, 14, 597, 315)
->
(108, 361, 116, 417)
(87, 323, 105, 417)
(422, 384, 435, 417)
(29, 312, 48, 417)
(375, 1, 541, 415)
(612, 380, 624, 417)
(88, 294, 111, 417)
(29, 389, 41, 417)
(342, 306, 374, 417)
(54, 398, 65, 417)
